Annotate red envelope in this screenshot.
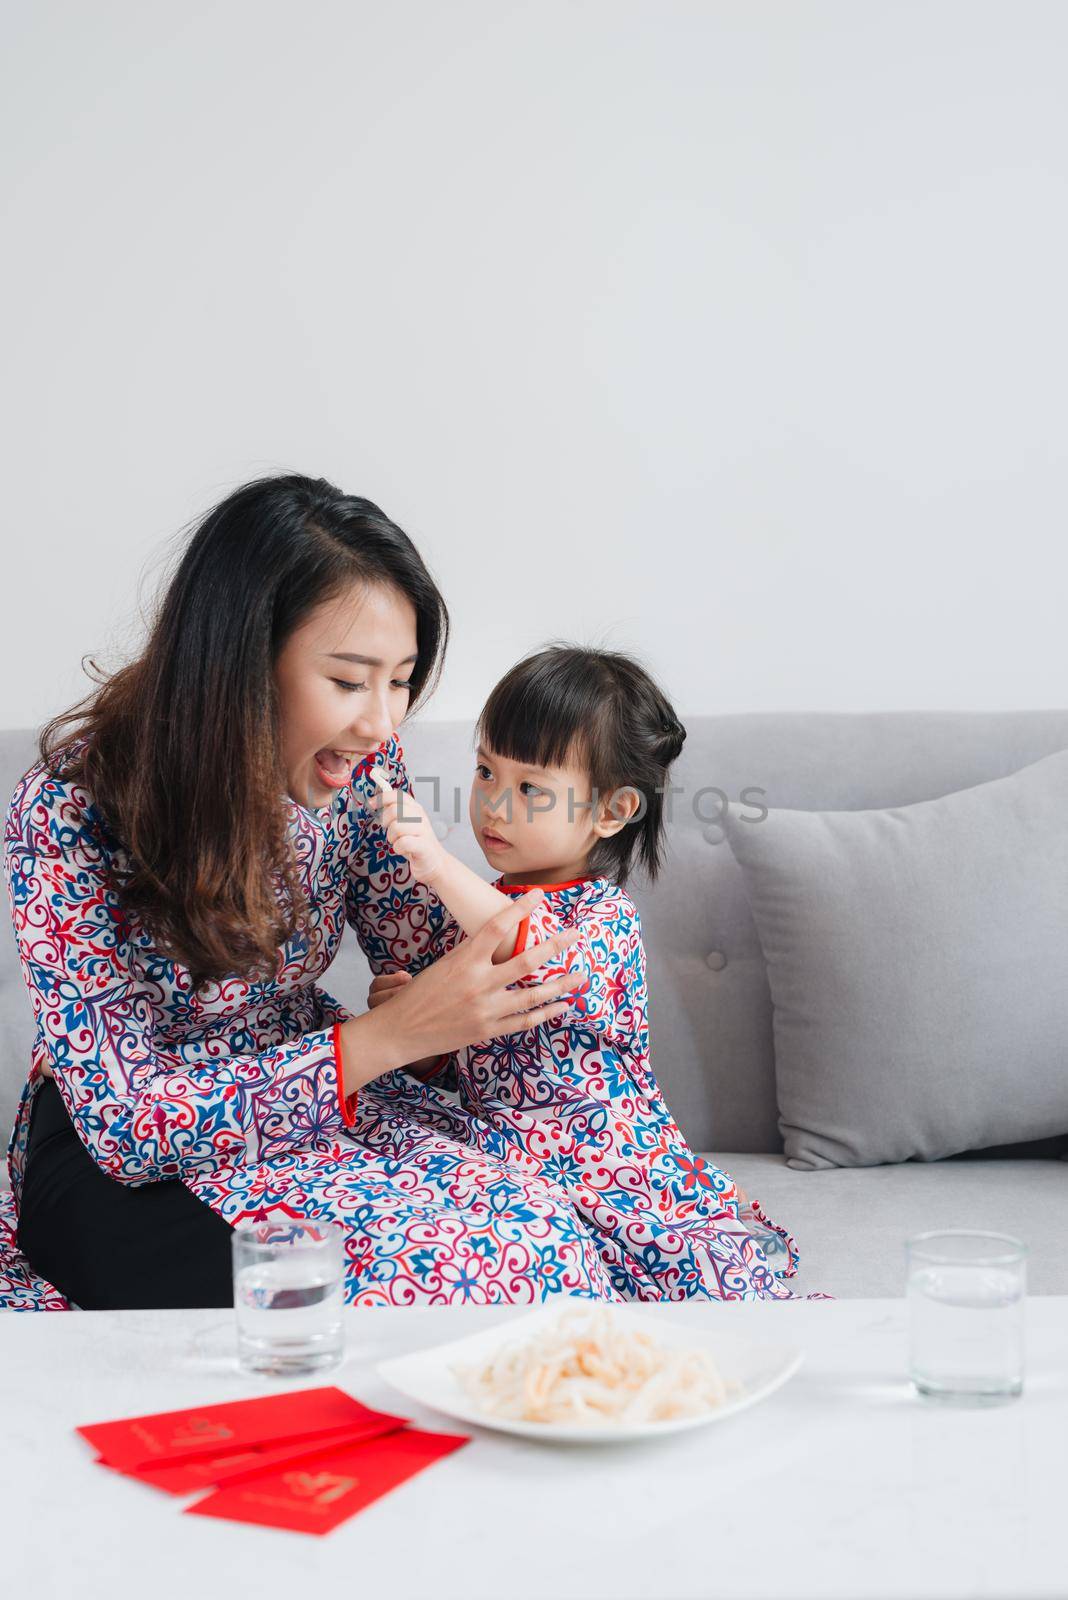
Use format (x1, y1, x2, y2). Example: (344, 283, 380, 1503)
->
(116, 1411, 408, 1495)
(185, 1426, 469, 1536)
(78, 1388, 390, 1472)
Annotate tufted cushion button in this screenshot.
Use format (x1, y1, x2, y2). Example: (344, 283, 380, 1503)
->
(702, 824, 726, 846)
(705, 950, 727, 972)
(431, 818, 450, 841)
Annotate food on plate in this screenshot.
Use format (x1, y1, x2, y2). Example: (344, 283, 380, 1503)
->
(451, 1306, 741, 1426)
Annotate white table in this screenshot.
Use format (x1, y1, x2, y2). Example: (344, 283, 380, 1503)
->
(2, 1298, 1065, 1600)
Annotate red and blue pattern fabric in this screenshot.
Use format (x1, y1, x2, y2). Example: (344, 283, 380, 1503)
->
(0, 1188, 70, 1311)
(1, 733, 825, 1310)
(419, 878, 824, 1301)
(1, 735, 617, 1309)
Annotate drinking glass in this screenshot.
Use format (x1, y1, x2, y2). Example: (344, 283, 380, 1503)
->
(906, 1229, 1026, 1405)
(232, 1217, 345, 1376)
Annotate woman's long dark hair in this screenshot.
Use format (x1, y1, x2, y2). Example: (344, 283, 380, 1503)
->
(39, 474, 449, 990)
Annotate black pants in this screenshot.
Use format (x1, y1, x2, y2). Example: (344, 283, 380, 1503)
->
(16, 1078, 234, 1310)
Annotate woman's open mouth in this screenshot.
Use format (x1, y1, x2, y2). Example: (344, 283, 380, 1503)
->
(313, 748, 359, 789)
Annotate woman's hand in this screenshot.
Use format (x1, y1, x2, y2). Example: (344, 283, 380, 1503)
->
(337, 888, 585, 1095)
(370, 769, 449, 886)
(367, 972, 439, 1075)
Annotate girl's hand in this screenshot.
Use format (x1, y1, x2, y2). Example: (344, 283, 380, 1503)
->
(370, 768, 449, 885)
(367, 970, 413, 1010)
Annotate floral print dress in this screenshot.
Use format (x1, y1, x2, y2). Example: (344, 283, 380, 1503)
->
(0, 733, 817, 1310)
(414, 876, 807, 1301)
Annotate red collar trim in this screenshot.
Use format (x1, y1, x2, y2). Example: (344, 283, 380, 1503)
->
(497, 876, 592, 893)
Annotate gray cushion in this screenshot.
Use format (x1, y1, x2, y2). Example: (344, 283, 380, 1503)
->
(714, 1151, 1068, 1296)
(724, 749, 1068, 1170)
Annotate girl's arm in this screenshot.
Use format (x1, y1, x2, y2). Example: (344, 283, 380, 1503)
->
(420, 855, 516, 962)
(343, 736, 468, 974)
(367, 769, 516, 961)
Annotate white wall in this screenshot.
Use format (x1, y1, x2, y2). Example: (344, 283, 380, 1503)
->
(2, 0, 1066, 731)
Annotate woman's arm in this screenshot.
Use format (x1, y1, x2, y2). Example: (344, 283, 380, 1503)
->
(335, 895, 590, 1086)
(6, 831, 578, 1182)
(365, 972, 440, 1076)
(4, 832, 362, 1185)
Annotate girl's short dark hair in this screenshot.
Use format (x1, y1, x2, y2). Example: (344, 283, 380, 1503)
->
(40, 473, 449, 989)
(475, 644, 686, 888)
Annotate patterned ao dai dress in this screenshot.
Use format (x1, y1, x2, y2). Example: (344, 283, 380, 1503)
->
(0, 732, 812, 1310)
(417, 877, 807, 1302)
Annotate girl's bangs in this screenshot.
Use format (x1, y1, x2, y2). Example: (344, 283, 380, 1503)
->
(477, 670, 591, 775)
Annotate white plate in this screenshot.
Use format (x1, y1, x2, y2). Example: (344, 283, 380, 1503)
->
(376, 1304, 804, 1445)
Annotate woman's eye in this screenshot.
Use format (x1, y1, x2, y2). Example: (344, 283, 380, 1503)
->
(476, 763, 492, 781)
(332, 679, 413, 693)
(519, 781, 543, 798)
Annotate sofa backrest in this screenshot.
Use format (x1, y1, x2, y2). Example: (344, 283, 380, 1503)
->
(4, 711, 1068, 1160)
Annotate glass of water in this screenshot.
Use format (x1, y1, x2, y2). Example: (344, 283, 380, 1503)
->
(906, 1229, 1026, 1405)
(232, 1217, 345, 1376)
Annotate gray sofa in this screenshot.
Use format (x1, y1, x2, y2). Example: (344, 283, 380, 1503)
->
(3, 713, 1067, 1299)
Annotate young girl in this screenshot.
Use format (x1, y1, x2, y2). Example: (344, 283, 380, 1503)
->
(366, 644, 816, 1302)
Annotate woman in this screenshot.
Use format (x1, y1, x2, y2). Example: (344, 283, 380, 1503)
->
(3, 474, 612, 1309)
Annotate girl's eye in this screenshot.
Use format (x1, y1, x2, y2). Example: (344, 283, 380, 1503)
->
(474, 765, 542, 795)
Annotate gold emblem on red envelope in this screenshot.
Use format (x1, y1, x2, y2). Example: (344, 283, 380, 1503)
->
(281, 1471, 357, 1505)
